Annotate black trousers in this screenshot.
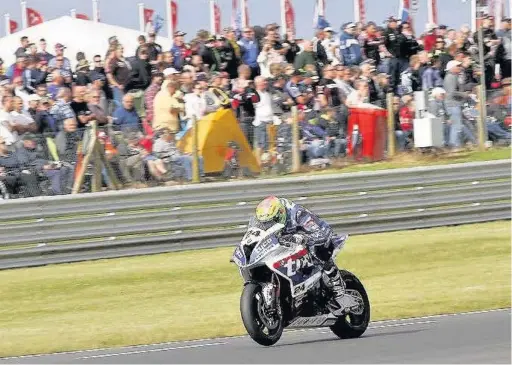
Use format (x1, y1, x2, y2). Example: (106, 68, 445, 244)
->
(500, 60, 511, 79)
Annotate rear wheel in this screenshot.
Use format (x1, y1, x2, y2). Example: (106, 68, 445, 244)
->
(240, 282, 284, 346)
(330, 270, 370, 339)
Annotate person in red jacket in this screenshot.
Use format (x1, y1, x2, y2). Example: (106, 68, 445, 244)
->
(399, 97, 415, 146)
(422, 23, 438, 53)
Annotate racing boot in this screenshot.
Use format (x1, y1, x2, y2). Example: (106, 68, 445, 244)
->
(323, 260, 359, 314)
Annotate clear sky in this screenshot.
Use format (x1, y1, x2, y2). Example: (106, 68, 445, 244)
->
(1, 0, 509, 39)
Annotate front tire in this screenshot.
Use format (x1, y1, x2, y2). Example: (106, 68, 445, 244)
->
(240, 282, 284, 346)
(330, 270, 370, 339)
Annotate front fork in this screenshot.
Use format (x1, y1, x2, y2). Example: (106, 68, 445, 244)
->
(260, 273, 281, 312)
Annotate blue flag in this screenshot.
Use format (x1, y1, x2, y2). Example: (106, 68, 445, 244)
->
(315, 15, 330, 30)
(153, 13, 165, 34)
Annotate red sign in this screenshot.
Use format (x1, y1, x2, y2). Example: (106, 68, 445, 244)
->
(76, 13, 90, 20)
(27, 7, 43, 27)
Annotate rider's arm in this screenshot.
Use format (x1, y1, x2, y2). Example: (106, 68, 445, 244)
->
(294, 206, 333, 246)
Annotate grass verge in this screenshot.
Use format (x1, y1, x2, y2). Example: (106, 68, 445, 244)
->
(0, 221, 510, 357)
(278, 147, 511, 177)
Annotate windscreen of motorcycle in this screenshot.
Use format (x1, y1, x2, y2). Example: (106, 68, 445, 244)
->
(248, 234, 279, 265)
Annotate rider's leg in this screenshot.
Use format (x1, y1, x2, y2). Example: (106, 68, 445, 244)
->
(323, 259, 346, 300)
(315, 238, 356, 312)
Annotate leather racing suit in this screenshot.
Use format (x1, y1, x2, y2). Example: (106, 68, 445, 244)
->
(251, 197, 349, 311)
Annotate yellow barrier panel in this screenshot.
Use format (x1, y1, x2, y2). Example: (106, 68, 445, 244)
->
(178, 109, 261, 174)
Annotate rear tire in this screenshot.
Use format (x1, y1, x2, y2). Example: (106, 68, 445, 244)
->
(240, 282, 283, 346)
(330, 270, 370, 339)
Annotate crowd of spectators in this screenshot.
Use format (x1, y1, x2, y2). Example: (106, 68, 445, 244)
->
(0, 14, 510, 198)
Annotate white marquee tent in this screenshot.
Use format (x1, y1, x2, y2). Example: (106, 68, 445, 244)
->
(0, 16, 172, 67)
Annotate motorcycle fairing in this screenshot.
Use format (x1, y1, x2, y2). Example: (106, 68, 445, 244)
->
(265, 245, 322, 298)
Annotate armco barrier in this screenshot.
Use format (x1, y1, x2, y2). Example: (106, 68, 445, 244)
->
(0, 159, 510, 270)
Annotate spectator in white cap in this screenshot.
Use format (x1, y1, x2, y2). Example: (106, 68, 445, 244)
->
(321, 27, 341, 66)
(163, 67, 180, 80)
(443, 60, 470, 148)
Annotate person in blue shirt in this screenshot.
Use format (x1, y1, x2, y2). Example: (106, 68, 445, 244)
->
(339, 23, 363, 66)
(112, 94, 141, 132)
(238, 27, 260, 78)
(170, 31, 187, 71)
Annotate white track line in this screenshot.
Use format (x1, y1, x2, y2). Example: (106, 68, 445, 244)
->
(71, 320, 441, 361)
(1, 308, 508, 361)
(75, 342, 227, 360)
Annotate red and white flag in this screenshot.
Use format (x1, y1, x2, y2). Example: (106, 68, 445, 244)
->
(144, 7, 154, 25)
(214, 2, 221, 34)
(354, 0, 366, 24)
(282, 0, 295, 34)
(76, 13, 90, 20)
(209, 0, 221, 34)
(427, 0, 438, 25)
(170, 0, 178, 35)
(27, 7, 43, 27)
(10, 19, 18, 33)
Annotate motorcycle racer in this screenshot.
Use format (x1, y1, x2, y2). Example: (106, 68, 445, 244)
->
(253, 195, 354, 313)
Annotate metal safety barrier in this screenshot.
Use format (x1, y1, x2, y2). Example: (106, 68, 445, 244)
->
(0, 159, 510, 270)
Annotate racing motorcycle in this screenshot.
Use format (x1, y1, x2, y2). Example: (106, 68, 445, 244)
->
(231, 220, 370, 346)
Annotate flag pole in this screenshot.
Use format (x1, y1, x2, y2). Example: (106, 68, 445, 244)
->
(241, 0, 247, 28)
(70, 9, 77, 18)
(138, 3, 145, 32)
(4, 13, 11, 35)
(92, 0, 99, 22)
(471, 0, 476, 32)
(209, 0, 215, 35)
(280, 0, 287, 36)
(20, 0, 27, 29)
(354, 0, 360, 22)
(427, 0, 433, 23)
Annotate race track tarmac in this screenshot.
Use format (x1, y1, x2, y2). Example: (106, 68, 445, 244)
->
(2, 309, 510, 364)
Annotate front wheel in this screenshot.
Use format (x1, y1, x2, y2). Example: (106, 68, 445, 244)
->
(240, 282, 284, 346)
(330, 270, 370, 339)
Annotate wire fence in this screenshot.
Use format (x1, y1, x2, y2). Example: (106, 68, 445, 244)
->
(0, 88, 510, 200)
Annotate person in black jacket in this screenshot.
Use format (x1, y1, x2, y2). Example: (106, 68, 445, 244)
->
(137, 33, 162, 64)
(388, 22, 419, 93)
(319, 106, 347, 157)
(90, 54, 112, 101)
(473, 16, 501, 89)
(384, 17, 403, 93)
(200, 36, 223, 73)
(125, 48, 152, 93)
(74, 60, 91, 86)
(220, 33, 241, 80)
(313, 29, 329, 71)
(282, 31, 301, 65)
(363, 22, 383, 66)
